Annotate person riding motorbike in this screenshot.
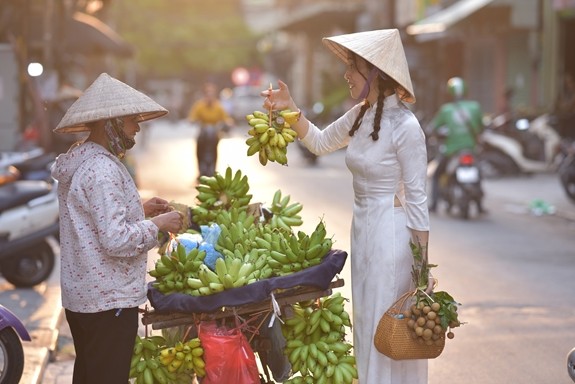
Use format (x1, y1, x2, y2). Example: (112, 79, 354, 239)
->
(187, 82, 234, 179)
(429, 77, 486, 213)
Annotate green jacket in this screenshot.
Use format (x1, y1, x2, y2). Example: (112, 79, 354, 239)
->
(431, 100, 483, 156)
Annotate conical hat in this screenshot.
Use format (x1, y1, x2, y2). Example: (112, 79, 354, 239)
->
(54, 73, 168, 133)
(323, 29, 416, 103)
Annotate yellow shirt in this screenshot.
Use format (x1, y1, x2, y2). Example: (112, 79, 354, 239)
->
(187, 99, 229, 125)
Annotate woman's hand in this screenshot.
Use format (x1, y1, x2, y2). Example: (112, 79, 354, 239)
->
(143, 197, 170, 217)
(261, 80, 298, 112)
(150, 211, 183, 234)
(425, 275, 437, 294)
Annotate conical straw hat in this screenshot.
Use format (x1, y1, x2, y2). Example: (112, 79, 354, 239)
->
(54, 73, 168, 133)
(323, 29, 416, 103)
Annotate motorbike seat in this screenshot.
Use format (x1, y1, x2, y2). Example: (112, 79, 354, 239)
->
(0, 180, 53, 212)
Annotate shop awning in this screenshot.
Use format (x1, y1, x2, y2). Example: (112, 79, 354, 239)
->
(406, 0, 494, 41)
(247, 2, 363, 34)
(64, 12, 134, 57)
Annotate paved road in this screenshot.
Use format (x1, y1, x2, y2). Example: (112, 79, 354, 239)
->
(12, 120, 575, 384)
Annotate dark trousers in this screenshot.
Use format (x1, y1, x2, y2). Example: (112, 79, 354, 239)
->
(196, 127, 220, 177)
(65, 307, 139, 384)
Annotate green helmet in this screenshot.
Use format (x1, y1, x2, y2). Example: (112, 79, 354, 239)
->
(447, 77, 466, 99)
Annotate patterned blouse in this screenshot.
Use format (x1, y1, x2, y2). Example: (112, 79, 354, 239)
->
(52, 141, 158, 313)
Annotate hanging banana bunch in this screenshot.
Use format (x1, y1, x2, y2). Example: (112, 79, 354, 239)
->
(245, 109, 300, 166)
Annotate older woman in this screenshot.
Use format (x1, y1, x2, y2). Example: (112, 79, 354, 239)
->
(51, 73, 183, 384)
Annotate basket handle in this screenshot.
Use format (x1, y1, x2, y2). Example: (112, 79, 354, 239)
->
(388, 291, 415, 314)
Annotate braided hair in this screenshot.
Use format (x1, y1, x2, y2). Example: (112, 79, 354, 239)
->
(348, 59, 400, 141)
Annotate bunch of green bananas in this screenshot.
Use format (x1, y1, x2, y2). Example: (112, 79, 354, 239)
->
(245, 109, 300, 166)
(130, 335, 177, 384)
(268, 189, 304, 232)
(263, 219, 333, 276)
(149, 243, 206, 295)
(281, 293, 357, 383)
(158, 338, 206, 378)
(214, 207, 259, 256)
(192, 167, 252, 225)
(188, 257, 258, 295)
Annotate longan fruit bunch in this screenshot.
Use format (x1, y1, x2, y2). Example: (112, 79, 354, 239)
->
(404, 299, 460, 345)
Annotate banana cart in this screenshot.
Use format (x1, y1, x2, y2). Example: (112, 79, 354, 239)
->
(141, 249, 347, 383)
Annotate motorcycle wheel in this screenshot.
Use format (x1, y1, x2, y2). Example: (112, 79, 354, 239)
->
(561, 177, 575, 203)
(560, 160, 575, 203)
(0, 328, 24, 384)
(0, 240, 55, 287)
(451, 185, 470, 219)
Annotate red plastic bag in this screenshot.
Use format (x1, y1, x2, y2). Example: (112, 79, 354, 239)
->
(199, 321, 260, 384)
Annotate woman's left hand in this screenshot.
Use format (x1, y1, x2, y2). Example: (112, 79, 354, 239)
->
(425, 275, 437, 294)
(143, 197, 170, 217)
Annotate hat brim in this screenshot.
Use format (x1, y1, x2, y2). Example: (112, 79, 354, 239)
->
(53, 111, 168, 134)
(54, 73, 168, 134)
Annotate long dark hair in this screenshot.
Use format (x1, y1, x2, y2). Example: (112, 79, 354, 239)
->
(348, 57, 399, 141)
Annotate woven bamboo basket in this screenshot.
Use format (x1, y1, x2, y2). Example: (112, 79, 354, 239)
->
(374, 291, 445, 360)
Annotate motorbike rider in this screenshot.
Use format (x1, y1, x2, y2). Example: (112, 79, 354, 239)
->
(187, 82, 234, 179)
(429, 77, 486, 213)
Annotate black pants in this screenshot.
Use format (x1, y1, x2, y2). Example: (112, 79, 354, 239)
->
(196, 127, 220, 177)
(65, 307, 138, 384)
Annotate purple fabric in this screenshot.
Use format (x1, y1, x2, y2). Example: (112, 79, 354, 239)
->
(147, 249, 348, 314)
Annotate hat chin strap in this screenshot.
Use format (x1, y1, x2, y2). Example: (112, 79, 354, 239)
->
(358, 67, 381, 101)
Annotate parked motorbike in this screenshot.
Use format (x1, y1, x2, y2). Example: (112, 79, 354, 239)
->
(479, 113, 561, 178)
(429, 150, 484, 219)
(0, 148, 55, 186)
(196, 123, 225, 178)
(0, 304, 31, 384)
(558, 138, 575, 203)
(0, 179, 59, 287)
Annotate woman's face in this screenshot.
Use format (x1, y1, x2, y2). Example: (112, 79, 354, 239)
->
(344, 54, 371, 100)
(122, 115, 141, 141)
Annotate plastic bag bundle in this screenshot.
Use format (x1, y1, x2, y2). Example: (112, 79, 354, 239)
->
(198, 321, 260, 384)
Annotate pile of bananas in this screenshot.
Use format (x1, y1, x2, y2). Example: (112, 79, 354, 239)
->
(149, 243, 206, 295)
(157, 338, 206, 378)
(192, 167, 252, 225)
(281, 293, 357, 383)
(151, 180, 333, 295)
(245, 109, 300, 166)
(130, 335, 185, 384)
(268, 189, 304, 232)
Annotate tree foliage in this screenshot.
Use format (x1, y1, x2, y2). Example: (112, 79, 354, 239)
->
(110, 0, 261, 78)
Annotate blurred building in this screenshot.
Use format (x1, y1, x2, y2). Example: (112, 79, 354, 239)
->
(0, 0, 134, 151)
(242, 0, 575, 123)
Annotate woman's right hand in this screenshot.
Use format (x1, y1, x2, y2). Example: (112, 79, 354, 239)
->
(151, 210, 183, 234)
(262, 80, 298, 112)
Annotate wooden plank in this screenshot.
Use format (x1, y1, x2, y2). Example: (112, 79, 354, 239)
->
(142, 278, 344, 330)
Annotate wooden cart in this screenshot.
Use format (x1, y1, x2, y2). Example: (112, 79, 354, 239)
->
(141, 278, 345, 383)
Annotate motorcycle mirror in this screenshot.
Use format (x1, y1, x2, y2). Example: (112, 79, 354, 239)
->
(516, 118, 530, 130)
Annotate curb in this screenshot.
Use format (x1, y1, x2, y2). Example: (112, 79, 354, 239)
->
(20, 237, 64, 384)
(22, 288, 63, 384)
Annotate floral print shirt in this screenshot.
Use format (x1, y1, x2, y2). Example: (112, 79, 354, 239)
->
(52, 141, 158, 313)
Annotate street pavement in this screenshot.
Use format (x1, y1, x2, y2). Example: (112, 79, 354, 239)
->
(17, 120, 575, 384)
